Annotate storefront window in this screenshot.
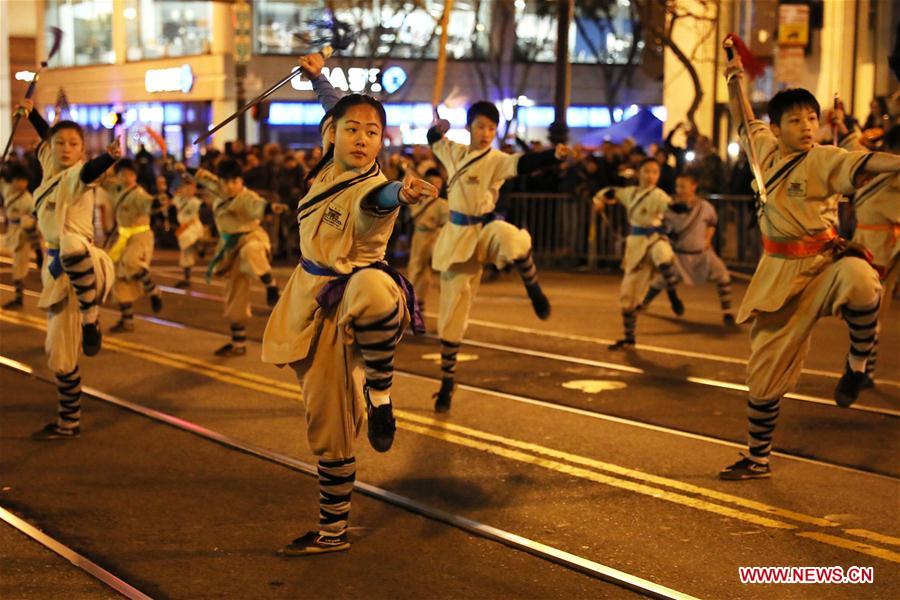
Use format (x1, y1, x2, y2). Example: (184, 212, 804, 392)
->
(515, 0, 643, 64)
(124, 0, 213, 61)
(255, 1, 490, 60)
(45, 0, 114, 67)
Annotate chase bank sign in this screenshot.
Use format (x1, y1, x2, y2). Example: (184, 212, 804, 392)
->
(145, 65, 195, 94)
(291, 65, 407, 96)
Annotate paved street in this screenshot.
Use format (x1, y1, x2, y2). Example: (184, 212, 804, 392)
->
(1, 253, 898, 599)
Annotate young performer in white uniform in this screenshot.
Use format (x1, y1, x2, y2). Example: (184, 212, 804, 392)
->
(262, 94, 437, 555)
(17, 99, 119, 439)
(638, 171, 735, 325)
(427, 102, 569, 411)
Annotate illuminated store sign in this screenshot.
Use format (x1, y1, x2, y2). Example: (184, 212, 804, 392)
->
(290, 66, 407, 95)
(145, 65, 195, 94)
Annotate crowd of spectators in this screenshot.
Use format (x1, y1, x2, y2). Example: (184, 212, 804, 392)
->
(3, 92, 896, 266)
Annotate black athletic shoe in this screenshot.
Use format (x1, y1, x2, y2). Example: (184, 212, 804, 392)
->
(32, 423, 80, 440)
(364, 387, 396, 453)
(109, 320, 134, 333)
(834, 366, 869, 408)
(433, 379, 455, 413)
(2, 297, 23, 310)
(607, 338, 635, 351)
(667, 290, 685, 316)
(82, 321, 102, 356)
(174, 279, 190, 289)
(281, 531, 350, 556)
(719, 456, 770, 480)
(266, 285, 280, 307)
(860, 373, 876, 390)
(526, 284, 551, 320)
(214, 343, 247, 357)
(150, 292, 163, 313)
(723, 313, 736, 326)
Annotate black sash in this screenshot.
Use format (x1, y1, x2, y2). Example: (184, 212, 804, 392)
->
(297, 162, 380, 222)
(763, 151, 808, 196)
(446, 148, 491, 192)
(32, 179, 61, 216)
(626, 187, 655, 222)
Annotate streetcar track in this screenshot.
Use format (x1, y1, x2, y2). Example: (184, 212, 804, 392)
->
(0, 357, 697, 600)
(4, 338, 900, 567)
(2, 297, 897, 481)
(0, 505, 151, 600)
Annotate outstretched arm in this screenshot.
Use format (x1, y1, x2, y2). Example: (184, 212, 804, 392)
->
(517, 144, 570, 175)
(16, 99, 50, 140)
(80, 140, 122, 184)
(298, 53, 342, 111)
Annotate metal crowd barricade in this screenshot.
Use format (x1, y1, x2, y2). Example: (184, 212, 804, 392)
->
(500, 192, 761, 272)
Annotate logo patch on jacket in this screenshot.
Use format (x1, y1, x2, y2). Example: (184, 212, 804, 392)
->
(787, 180, 807, 198)
(323, 202, 348, 231)
(465, 174, 480, 185)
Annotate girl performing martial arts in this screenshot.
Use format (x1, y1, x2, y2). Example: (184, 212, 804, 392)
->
(262, 93, 436, 555)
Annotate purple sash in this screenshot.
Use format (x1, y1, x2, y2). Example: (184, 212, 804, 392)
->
(300, 257, 425, 334)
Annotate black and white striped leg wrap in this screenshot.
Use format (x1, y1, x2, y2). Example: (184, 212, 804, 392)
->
(514, 251, 539, 287)
(622, 310, 636, 342)
(440, 339, 460, 380)
(230, 323, 247, 349)
(747, 397, 779, 465)
(658, 262, 679, 290)
(119, 303, 134, 324)
(717, 280, 733, 312)
(866, 335, 878, 377)
(13, 280, 24, 301)
(56, 367, 82, 430)
(352, 304, 402, 395)
(843, 300, 879, 372)
(61, 251, 98, 324)
(134, 268, 158, 295)
(318, 457, 356, 536)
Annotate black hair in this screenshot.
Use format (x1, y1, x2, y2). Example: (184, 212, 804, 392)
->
(884, 125, 900, 152)
(4, 163, 29, 181)
(49, 119, 84, 141)
(638, 157, 658, 170)
(114, 158, 137, 174)
(467, 101, 500, 127)
(423, 168, 444, 180)
(676, 170, 699, 182)
(306, 94, 386, 184)
(767, 88, 820, 127)
(216, 158, 244, 180)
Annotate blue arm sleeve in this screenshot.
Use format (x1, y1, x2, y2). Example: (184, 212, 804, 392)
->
(312, 75, 342, 111)
(362, 181, 403, 215)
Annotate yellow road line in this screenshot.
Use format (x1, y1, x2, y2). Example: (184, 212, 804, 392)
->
(400, 422, 794, 530)
(797, 532, 900, 564)
(5, 309, 900, 563)
(398, 412, 837, 528)
(843, 529, 900, 547)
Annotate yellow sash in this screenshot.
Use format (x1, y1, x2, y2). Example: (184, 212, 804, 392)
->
(108, 224, 151, 262)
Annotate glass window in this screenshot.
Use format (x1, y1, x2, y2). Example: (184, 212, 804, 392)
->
(124, 0, 213, 61)
(515, 0, 643, 64)
(45, 0, 114, 67)
(254, 1, 490, 60)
